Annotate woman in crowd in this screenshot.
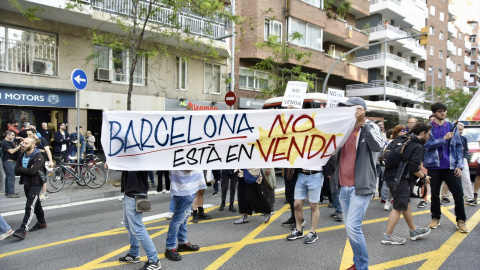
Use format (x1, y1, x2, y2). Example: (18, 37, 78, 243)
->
(85, 131, 95, 156)
(234, 168, 271, 224)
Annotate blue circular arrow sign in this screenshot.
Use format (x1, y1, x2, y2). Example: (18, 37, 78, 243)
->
(71, 69, 88, 90)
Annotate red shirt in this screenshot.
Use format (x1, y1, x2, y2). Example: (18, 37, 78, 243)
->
(339, 126, 361, 187)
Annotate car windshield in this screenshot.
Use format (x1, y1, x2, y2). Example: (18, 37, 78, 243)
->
(463, 127, 480, 143)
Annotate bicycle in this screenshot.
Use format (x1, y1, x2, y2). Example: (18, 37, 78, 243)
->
(46, 155, 107, 192)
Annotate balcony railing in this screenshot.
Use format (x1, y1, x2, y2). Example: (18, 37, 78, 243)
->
(370, 0, 401, 6)
(0, 38, 58, 76)
(364, 25, 426, 55)
(465, 40, 472, 51)
(346, 81, 419, 93)
(447, 40, 457, 55)
(91, 0, 226, 39)
(354, 53, 425, 73)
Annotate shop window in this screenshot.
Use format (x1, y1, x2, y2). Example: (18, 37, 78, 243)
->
(204, 63, 221, 94)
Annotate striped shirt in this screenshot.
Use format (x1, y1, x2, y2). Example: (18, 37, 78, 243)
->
(170, 170, 207, 197)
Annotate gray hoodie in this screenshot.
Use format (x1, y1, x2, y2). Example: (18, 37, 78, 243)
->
(333, 120, 384, 195)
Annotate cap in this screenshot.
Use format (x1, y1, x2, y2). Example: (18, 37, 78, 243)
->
(338, 97, 367, 110)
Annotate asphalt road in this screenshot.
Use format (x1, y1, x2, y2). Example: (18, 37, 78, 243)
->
(1, 177, 480, 270)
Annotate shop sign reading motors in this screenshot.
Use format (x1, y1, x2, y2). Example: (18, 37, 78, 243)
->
(0, 87, 76, 108)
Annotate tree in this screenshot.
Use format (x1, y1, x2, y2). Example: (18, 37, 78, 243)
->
(10, 0, 236, 110)
(249, 32, 316, 98)
(427, 86, 474, 120)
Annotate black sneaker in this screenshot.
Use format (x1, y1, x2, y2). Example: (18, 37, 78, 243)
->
(139, 259, 161, 270)
(290, 219, 306, 229)
(304, 232, 318, 244)
(12, 229, 26, 240)
(418, 201, 427, 208)
(229, 204, 237, 212)
(118, 253, 140, 263)
(165, 248, 182, 261)
(177, 242, 200, 252)
(29, 223, 47, 232)
(441, 198, 451, 203)
(286, 228, 304, 241)
(281, 217, 295, 227)
(212, 191, 219, 196)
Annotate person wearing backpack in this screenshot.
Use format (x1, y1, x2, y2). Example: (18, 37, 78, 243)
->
(381, 123, 432, 245)
(424, 102, 469, 233)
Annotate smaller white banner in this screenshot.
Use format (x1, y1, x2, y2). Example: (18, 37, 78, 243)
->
(282, 81, 308, 109)
(327, 89, 345, 108)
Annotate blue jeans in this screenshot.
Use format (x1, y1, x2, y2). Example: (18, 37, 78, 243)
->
(0, 159, 5, 193)
(166, 194, 195, 249)
(329, 176, 342, 213)
(0, 214, 11, 233)
(169, 196, 175, 213)
(339, 186, 373, 270)
(148, 171, 155, 185)
(123, 196, 159, 262)
(3, 161, 16, 195)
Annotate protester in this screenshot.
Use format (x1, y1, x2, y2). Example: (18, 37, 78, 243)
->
(424, 102, 469, 233)
(451, 123, 475, 205)
(53, 122, 71, 164)
(381, 123, 432, 245)
(2, 130, 21, 198)
(18, 122, 30, 138)
(26, 129, 54, 201)
(334, 97, 384, 270)
(39, 122, 52, 143)
(212, 170, 221, 196)
(85, 130, 95, 156)
(70, 126, 85, 158)
(219, 170, 238, 212)
(406, 117, 418, 132)
(7, 120, 20, 135)
(165, 170, 204, 261)
(0, 214, 14, 240)
(12, 137, 47, 240)
(234, 169, 271, 225)
(281, 168, 303, 227)
(383, 125, 407, 211)
(261, 168, 276, 214)
(325, 155, 343, 222)
(117, 167, 161, 270)
(156, 170, 170, 194)
(191, 188, 211, 223)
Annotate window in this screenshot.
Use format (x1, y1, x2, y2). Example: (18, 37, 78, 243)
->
(440, 12, 445, 21)
(459, 33, 462, 39)
(204, 63, 221, 94)
(175, 57, 187, 90)
(457, 64, 461, 71)
(439, 51, 443, 59)
(289, 17, 323, 51)
(470, 35, 476, 42)
(439, 32, 444, 40)
(0, 26, 58, 75)
(430, 46, 434, 56)
(430, 5, 435, 16)
(438, 70, 442, 79)
(94, 45, 146, 85)
(429, 66, 433, 76)
(302, 0, 322, 8)
(457, 81, 461, 88)
(264, 19, 283, 41)
(308, 77, 324, 93)
(429, 26, 435, 36)
(457, 48, 462, 56)
(239, 68, 269, 91)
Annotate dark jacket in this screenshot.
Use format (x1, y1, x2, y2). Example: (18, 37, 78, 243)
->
(333, 120, 384, 195)
(322, 155, 337, 178)
(384, 134, 424, 182)
(15, 149, 45, 186)
(54, 131, 71, 153)
(121, 171, 150, 197)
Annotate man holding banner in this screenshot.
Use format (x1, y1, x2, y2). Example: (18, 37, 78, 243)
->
(334, 97, 384, 270)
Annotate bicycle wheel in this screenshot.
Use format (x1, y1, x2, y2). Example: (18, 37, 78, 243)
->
(46, 169, 65, 193)
(85, 165, 107, 189)
(62, 166, 77, 189)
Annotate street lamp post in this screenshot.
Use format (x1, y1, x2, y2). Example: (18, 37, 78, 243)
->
(431, 67, 443, 104)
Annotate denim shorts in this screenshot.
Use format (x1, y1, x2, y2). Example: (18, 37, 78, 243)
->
(294, 172, 324, 203)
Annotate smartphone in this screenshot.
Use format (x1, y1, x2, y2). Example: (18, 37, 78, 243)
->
(451, 121, 459, 132)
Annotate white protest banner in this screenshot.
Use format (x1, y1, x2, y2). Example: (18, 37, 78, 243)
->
(459, 89, 480, 121)
(281, 81, 308, 109)
(327, 89, 345, 108)
(101, 107, 357, 170)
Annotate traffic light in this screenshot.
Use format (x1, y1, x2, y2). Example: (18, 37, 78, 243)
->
(420, 27, 428, 45)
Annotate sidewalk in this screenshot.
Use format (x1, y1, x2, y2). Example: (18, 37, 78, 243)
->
(0, 170, 123, 213)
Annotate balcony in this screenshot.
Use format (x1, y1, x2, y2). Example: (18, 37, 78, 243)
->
(354, 53, 426, 80)
(465, 40, 472, 51)
(448, 22, 458, 38)
(0, 38, 58, 76)
(346, 81, 425, 102)
(465, 56, 472, 65)
(465, 71, 471, 81)
(448, 3, 457, 21)
(369, 0, 407, 24)
(446, 76, 455, 90)
(90, 0, 227, 39)
(447, 40, 457, 56)
(446, 58, 456, 73)
(365, 25, 427, 59)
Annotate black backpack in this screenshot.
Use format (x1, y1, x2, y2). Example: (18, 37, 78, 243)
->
(384, 135, 412, 169)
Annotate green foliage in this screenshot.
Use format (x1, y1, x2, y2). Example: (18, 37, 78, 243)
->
(428, 86, 473, 120)
(251, 33, 316, 98)
(8, 0, 44, 22)
(336, 1, 352, 20)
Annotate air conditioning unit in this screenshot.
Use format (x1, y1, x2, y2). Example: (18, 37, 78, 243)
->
(32, 59, 54, 75)
(414, 104, 422, 109)
(95, 68, 112, 81)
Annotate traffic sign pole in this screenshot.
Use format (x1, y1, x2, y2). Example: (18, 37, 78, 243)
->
(71, 69, 88, 172)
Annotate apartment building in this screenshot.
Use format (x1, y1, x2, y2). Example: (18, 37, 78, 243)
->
(233, 0, 370, 109)
(348, 0, 428, 108)
(0, 0, 231, 147)
(467, 20, 480, 89)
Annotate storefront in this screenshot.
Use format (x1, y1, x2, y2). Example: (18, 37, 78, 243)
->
(0, 86, 76, 135)
(238, 97, 265, 110)
(164, 98, 228, 111)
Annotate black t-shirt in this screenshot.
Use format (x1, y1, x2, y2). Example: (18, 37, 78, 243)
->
(384, 135, 424, 182)
(1, 140, 19, 161)
(39, 129, 52, 143)
(36, 137, 50, 161)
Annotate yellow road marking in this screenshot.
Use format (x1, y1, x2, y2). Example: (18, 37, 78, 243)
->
(339, 238, 353, 270)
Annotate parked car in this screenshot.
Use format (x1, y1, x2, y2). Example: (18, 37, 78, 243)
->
(462, 125, 480, 181)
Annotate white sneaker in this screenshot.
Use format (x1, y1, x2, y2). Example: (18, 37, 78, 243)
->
(165, 190, 170, 194)
(118, 197, 124, 201)
(384, 200, 391, 211)
(161, 189, 166, 194)
(0, 229, 14, 241)
(40, 193, 48, 201)
(166, 212, 174, 220)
